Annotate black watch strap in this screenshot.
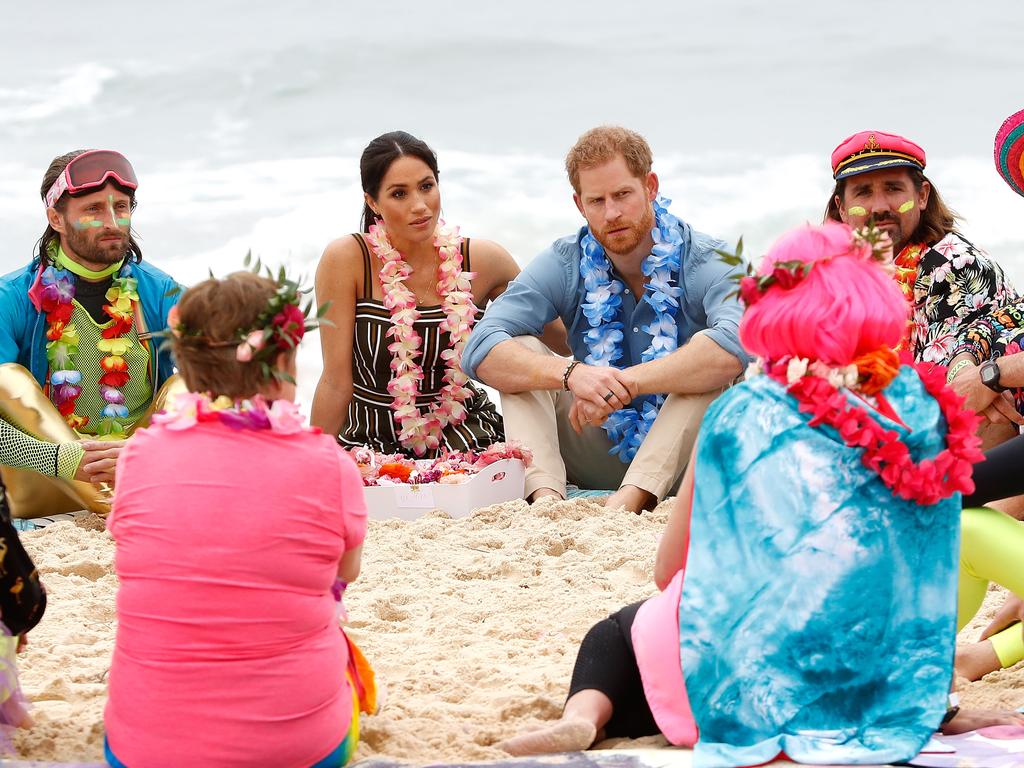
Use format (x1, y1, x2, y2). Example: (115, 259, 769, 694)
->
(981, 360, 1006, 393)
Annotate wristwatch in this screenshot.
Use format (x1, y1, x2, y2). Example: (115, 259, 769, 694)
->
(980, 360, 1006, 393)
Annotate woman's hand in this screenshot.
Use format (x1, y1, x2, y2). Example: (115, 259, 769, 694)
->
(980, 593, 1024, 641)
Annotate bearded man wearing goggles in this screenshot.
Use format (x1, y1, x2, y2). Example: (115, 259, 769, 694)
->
(0, 149, 182, 519)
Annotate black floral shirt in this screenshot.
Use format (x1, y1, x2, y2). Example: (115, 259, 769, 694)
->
(909, 232, 1020, 365)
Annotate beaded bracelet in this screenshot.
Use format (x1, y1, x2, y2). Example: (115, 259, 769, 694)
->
(562, 360, 581, 391)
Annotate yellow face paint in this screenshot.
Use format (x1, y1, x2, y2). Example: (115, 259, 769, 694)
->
(898, 199, 915, 214)
(847, 205, 867, 216)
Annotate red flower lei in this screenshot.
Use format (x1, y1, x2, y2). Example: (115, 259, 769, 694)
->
(763, 357, 983, 506)
(893, 242, 926, 349)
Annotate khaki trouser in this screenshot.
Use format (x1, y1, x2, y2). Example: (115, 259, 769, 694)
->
(501, 337, 722, 500)
(0, 364, 186, 518)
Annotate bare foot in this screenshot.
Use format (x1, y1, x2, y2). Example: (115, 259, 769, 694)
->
(955, 640, 1001, 682)
(528, 488, 563, 503)
(941, 707, 1024, 735)
(498, 718, 597, 756)
(605, 484, 655, 514)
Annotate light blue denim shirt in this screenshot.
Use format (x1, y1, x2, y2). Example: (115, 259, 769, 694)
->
(462, 219, 749, 381)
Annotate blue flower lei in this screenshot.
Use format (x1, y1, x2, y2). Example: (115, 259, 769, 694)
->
(579, 196, 683, 463)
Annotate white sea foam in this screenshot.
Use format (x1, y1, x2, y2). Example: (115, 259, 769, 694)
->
(0, 63, 117, 124)
(2, 148, 1022, 406)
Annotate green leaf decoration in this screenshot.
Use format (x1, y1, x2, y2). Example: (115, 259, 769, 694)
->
(714, 236, 754, 289)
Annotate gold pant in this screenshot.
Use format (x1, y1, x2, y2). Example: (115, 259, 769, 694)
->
(0, 364, 185, 519)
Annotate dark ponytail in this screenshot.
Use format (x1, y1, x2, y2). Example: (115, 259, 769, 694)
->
(359, 131, 440, 232)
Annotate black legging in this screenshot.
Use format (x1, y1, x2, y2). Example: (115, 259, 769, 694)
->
(965, 434, 1024, 507)
(567, 600, 660, 739)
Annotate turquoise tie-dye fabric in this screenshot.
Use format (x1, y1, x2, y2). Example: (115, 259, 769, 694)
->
(679, 366, 959, 768)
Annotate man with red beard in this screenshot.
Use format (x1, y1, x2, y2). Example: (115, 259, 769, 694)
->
(462, 126, 745, 514)
(0, 149, 181, 518)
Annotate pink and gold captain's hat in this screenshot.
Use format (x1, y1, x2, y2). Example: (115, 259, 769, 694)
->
(831, 130, 926, 180)
(995, 108, 1024, 198)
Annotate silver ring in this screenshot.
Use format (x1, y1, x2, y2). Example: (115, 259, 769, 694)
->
(603, 391, 615, 402)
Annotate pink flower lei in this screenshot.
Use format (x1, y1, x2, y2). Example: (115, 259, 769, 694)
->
(152, 391, 315, 435)
(366, 221, 478, 456)
(762, 356, 983, 505)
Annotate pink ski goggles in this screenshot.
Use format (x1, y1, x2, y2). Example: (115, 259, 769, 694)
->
(44, 149, 138, 209)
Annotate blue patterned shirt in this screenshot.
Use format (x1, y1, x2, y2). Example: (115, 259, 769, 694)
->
(462, 220, 748, 381)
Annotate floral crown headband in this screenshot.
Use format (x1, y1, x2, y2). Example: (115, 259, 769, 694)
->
(716, 225, 894, 307)
(166, 253, 331, 384)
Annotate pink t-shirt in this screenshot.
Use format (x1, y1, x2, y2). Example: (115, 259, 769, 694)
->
(105, 422, 367, 768)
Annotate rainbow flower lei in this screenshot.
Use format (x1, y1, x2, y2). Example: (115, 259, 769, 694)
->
(41, 261, 139, 435)
(152, 391, 313, 434)
(580, 196, 683, 463)
(366, 221, 478, 456)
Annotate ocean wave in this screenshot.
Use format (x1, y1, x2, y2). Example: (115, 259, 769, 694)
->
(0, 63, 117, 124)
(2, 150, 1022, 284)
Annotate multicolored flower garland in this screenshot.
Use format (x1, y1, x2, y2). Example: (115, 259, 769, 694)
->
(152, 392, 312, 434)
(350, 441, 532, 486)
(579, 196, 683, 463)
(41, 261, 138, 435)
(366, 221, 478, 456)
(894, 241, 926, 348)
(758, 355, 982, 506)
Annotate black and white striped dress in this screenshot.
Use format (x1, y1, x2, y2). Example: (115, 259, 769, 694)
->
(337, 234, 504, 457)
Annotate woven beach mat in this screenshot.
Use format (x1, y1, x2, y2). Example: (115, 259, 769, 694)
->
(353, 748, 887, 767)
(352, 732, 1024, 768)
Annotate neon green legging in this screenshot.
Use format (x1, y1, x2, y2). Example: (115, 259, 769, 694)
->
(960, 506, 1024, 667)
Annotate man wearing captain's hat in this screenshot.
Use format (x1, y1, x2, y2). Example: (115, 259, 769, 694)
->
(824, 129, 1024, 442)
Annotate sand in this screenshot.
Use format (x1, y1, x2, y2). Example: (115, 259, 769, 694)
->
(9, 499, 1024, 764)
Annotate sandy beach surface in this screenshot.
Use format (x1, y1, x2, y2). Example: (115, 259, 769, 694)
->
(10, 499, 1024, 764)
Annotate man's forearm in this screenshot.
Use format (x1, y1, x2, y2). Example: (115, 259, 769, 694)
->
(630, 333, 742, 396)
(475, 338, 568, 394)
(996, 351, 1024, 389)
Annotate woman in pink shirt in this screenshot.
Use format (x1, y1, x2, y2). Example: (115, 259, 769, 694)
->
(105, 270, 367, 767)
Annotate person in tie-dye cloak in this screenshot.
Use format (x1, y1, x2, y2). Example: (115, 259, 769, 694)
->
(498, 222, 1024, 766)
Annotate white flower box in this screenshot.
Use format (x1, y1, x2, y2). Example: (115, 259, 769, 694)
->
(362, 458, 525, 520)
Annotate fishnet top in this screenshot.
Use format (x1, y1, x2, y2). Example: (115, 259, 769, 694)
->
(0, 418, 82, 480)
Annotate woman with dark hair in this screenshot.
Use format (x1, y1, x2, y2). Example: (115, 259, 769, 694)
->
(312, 131, 562, 456)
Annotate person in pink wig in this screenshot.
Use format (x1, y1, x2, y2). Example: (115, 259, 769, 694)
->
(498, 222, 1022, 765)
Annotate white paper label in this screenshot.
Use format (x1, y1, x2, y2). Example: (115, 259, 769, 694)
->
(394, 484, 435, 508)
